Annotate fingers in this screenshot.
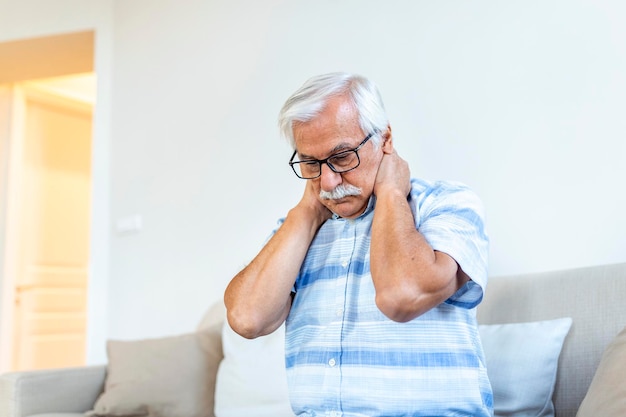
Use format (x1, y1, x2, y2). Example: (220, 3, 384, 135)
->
(298, 180, 332, 222)
(375, 150, 411, 196)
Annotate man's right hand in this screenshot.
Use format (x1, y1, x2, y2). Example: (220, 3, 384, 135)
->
(293, 179, 333, 229)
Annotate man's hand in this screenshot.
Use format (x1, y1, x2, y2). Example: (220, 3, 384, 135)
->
(374, 149, 411, 198)
(294, 179, 333, 227)
(371, 148, 463, 323)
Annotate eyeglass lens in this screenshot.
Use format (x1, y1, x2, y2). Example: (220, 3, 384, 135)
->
(296, 150, 359, 179)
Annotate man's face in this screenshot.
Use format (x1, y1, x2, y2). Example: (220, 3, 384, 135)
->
(292, 95, 385, 219)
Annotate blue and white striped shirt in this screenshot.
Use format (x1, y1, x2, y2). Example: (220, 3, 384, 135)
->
(283, 179, 492, 417)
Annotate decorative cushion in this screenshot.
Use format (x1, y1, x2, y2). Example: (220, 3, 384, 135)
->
(576, 325, 626, 417)
(86, 330, 222, 417)
(479, 317, 572, 417)
(214, 322, 293, 417)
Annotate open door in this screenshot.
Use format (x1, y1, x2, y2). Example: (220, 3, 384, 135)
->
(0, 30, 95, 372)
(3, 82, 93, 371)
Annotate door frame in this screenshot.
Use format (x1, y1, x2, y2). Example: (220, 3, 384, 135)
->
(1, 84, 94, 371)
(0, 30, 103, 372)
(0, 86, 26, 371)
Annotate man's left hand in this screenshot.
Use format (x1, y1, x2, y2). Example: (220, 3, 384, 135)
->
(374, 149, 411, 198)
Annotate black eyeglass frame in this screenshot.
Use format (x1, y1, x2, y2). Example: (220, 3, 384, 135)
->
(288, 131, 376, 179)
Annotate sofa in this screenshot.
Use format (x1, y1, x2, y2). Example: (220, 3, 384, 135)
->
(1, 262, 625, 417)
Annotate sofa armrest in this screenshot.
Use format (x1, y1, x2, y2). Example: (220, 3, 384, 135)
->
(0, 365, 106, 417)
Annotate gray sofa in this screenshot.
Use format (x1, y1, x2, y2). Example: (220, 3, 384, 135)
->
(1, 262, 625, 417)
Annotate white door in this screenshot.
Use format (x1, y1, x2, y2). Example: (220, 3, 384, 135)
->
(1, 83, 92, 371)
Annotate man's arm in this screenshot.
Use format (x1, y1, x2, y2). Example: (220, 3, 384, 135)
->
(224, 181, 330, 339)
(370, 150, 469, 322)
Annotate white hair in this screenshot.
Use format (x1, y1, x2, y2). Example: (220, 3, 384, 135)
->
(278, 72, 389, 149)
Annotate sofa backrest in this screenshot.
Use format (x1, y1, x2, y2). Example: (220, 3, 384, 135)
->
(477, 262, 626, 417)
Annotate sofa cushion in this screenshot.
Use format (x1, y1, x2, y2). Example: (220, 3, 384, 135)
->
(576, 325, 626, 417)
(32, 415, 85, 417)
(215, 322, 293, 417)
(479, 317, 572, 417)
(86, 330, 222, 417)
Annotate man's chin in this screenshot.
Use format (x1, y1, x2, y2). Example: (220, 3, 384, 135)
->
(324, 199, 365, 219)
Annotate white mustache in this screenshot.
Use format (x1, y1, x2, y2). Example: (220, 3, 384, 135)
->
(319, 184, 362, 200)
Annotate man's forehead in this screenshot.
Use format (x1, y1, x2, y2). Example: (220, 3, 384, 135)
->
(294, 135, 360, 159)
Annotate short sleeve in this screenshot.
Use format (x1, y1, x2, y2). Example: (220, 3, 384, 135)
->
(409, 179, 489, 308)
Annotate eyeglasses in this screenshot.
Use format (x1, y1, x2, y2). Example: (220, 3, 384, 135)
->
(288, 132, 376, 179)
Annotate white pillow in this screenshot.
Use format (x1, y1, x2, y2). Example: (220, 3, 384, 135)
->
(214, 322, 293, 417)
(479, 317, 572, 417)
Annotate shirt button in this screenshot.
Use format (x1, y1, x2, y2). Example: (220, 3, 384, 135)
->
(328, 358, 336, 367)
(341, 261, 348, 268)
(336, 308, 343, 316)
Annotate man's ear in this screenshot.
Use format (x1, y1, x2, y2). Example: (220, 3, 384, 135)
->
(381, 125, 394, 154)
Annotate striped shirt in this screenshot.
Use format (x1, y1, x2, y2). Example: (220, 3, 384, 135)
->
(283, 179, 492, 417)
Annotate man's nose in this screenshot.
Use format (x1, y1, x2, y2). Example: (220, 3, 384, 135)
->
(319, 163, 342, 192)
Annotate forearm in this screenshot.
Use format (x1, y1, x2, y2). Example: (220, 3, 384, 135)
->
(371, 189, 458, 322)
(224, 206, 322, 338)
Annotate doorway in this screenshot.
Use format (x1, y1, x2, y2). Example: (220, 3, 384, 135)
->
(0, 31, 95, 372)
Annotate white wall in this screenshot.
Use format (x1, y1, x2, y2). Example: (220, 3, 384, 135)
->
(108, 0, 626, 343)
(2, 0, 625, 364)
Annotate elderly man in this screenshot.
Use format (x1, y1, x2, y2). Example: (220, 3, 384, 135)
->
(224, 72, 492, 417)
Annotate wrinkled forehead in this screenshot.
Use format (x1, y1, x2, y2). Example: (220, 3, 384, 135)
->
(293, 129, 365, 160)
